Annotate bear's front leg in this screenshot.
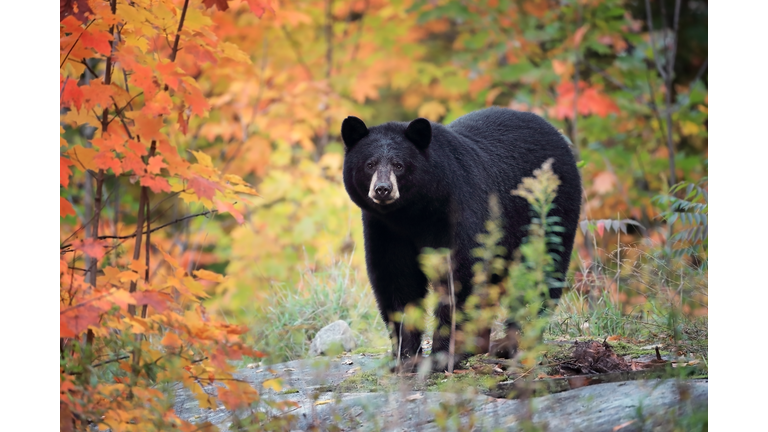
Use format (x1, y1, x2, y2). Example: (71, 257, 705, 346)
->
(363, 215, 428, 372)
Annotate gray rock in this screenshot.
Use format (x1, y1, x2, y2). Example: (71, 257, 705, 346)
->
(309, 320, 357, 356)
(173, 356, 707, 432)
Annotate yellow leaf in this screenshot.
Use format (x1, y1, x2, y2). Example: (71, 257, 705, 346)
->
(220, 42, 252, 64)
(183, 7, 213, 31)
(314, 399, 333, 406)
(418, 101, 447, 121)
(194, 269, 225, 282)
(262, 378, 283, 392)
(62, 109, 100, 129)
(190, 150, 213, 168)
(680, 121, 701, 137)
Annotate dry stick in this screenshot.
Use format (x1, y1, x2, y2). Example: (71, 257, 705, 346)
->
(447, 255, 456, 374)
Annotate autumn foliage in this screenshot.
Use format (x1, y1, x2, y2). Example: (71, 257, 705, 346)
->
(61, 0, 707, 429)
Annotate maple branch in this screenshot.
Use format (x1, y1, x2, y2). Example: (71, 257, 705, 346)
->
(107, 92, 143, 126)
(60, 19, 95, 68)
(79, 58, 99, 78)
(169, 0, 191, 63)
(112, 99, 134, 139)
(96, 210, 217, 240)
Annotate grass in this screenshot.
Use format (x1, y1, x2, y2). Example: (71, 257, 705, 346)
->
(242, 255, 389, 365)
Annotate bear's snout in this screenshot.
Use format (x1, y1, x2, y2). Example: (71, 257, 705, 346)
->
(375, 183, 391, 198)
(367, 169, 400, 205)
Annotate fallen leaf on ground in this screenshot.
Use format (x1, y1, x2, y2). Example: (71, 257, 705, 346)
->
(406, 393, 424, 401)
(314, 399, 332, 406)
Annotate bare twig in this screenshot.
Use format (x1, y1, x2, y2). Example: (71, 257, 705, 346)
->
(643, 0, 667, 80)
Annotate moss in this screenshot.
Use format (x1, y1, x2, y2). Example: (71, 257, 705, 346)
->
(351, 346, 390, 356)
(336, 371, 393, 393)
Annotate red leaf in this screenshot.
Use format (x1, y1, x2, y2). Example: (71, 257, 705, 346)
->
(133, 291, 172, 313)
(127, 139, 147, 156)
(60, 197, 76, 218)
(188, 176, 223, 200)
(202, 0, 230, 11)
(60, 0, 92, 23)
(596, 221, 605, 237)
(122, 153, 146, 175)
(183, 83, 209, 118)
(80, 29, 113, 56)
(60, 157, 73, 187)
(94, 151, 123, 175)
(177, 110, 189, 135)
(245, 0, 274, 17)
(552, 81, 619, 120)
(140, 175, 171, 193)
(72, 238, 107, 260)
(214, 199, 244, 224)
(60, 76, 84, 109)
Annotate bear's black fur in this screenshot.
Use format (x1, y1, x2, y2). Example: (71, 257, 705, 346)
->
(341, 107, 581, 370)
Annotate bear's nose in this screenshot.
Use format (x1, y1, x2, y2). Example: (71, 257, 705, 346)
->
(375, 184, 391, 198)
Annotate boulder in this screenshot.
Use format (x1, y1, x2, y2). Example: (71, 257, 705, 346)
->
(309, 320, 356, 356)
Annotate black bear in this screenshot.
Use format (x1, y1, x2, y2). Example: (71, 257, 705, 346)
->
(341, 107, 581, 370)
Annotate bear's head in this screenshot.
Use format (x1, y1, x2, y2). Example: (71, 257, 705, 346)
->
(341, 116, 432, 213)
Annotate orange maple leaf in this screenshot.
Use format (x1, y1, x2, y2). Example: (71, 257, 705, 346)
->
(80, 28, 112, 56)
(61, 156, 73, 187)
(61, 197, 76, 218)
(134, 116, 165, 142)
(214, 199, 244, 224)
(140, 174, 171, 193)
(127, 139, 147, 156)
(72, 238, 107, 260)
(146, 155, 167, 175)
(60, 76, 84, 109)
(94, 150, 123, 175)
(122, 153, 146, 175)
(80, 78, 114, 110)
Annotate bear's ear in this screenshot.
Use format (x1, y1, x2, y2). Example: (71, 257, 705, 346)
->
(405, 118, 432, 150)
(341, 116, 369, 150)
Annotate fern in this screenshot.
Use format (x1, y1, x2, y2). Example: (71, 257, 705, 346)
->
(653, 177, 708, 257)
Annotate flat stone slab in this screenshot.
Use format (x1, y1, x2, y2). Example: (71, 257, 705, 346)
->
(173, 356, 707, 431)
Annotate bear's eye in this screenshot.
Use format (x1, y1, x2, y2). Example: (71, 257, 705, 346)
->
(394, 163, 404, 171)
(366, 162, 375, 169)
